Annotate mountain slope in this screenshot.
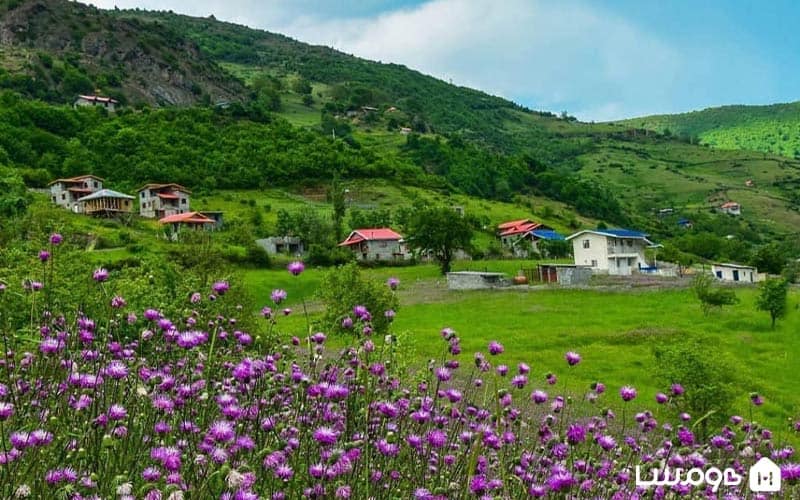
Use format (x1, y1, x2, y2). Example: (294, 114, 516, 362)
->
(617, 102, 800, 159)
(0, 0, 244, 105)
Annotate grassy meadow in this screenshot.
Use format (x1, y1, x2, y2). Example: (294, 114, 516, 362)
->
(241, 262, 800, 443)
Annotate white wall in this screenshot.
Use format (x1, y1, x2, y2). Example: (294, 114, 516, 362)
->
(572, 233, 609, 271)
(712, 265, 757, 283)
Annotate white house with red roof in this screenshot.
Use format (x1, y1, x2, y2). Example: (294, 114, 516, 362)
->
(48, 175, 104, 213)
(138, 183, 191, 218)
(339, 228, 410, 261)
(159, 211, 215, 240)
(719, 201, 741, 216)
(74, 95, 118, 112)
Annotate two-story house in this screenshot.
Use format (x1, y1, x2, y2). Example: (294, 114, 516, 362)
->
(497, 219, 563, 257)
(338, 228, 410, 261)
(137, 183, 191, 219)
(48, 175, 104, 213)
(567, 229, 654, 275)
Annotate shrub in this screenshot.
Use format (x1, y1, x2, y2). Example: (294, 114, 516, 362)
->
(316, 262, 398, 336)
(692, 273, 739, 315)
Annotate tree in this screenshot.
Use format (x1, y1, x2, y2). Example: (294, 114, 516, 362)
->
(756, 278, 789, 328)
(329, 173, 346, 242)
(692, 274, 739, 315)
(0, 166, 30, 218)
(406, 206, 473, 274)
(653, 339, 735, 438)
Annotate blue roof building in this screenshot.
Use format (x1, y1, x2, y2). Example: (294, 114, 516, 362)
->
(566, 228, 656, 275)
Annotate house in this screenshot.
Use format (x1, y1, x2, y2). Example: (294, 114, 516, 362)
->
(78, 189, 135, 217)
(137, 184, 191, 218)
(159, 212, 216, 240)
(400, 127, 412, 134)
(74, 95, 118, 112)
(677, 218, 693, 229)
(199, 211, 224, 230)
(745, 179, 754, 187)
(720, 201, 741, 216)
(566, 228, 655, 275)
(256, 236, 304, 255)
(711, 263, 762, 283)
(49, 175, 104, 212)
(338, 228, 410, 261)
(497, 219, 560, 257)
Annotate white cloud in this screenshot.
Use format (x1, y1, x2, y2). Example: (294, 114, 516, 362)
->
(85, 0, 733, 120)
(278, 0, 684, 120)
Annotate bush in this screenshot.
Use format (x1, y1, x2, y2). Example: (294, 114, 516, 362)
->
(692, 273, 739, 315)
(316, 263, 398, 336)
(306, 244, 353, 267)
(654, 339, 736, 437)
(244, 243, 271, 268)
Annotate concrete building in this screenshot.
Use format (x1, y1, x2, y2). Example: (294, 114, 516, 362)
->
(720, 201, 741, 216)
(256, 236, 304, 255)
(711, 263, 762, 283)
(338, 228, 410, 261)
(137, 184, 191, 219)
(446, 271, 509, 290)
(74, 95, 118, 112)
(567, 229, 654, 276)
(48, 175, 104, 213)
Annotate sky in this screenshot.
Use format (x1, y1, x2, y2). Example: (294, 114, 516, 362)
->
(86, 0, 800, 121)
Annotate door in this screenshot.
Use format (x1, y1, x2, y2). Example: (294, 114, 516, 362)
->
(732, 270, 739, 282)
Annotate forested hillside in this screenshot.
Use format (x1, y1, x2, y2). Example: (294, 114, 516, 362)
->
(618, 102, 800, 159)
(3, 0, 800, 262)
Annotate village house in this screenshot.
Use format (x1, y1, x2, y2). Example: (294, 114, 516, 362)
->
(78, 189, 135, 217)
(159, 212, 216, 240)
(256, 236, 304, 256)
(338, 228, 410, 261)
(74, 95, 118, 112)
(711, 263, 763, 283)
(720, 201, 741, 216)
(137, 183, 191, 219)
(497, 219, 562, 257)
(566, 228, 655, 275)
(199, 211, 224, 230)
(49, 175, 104, 213)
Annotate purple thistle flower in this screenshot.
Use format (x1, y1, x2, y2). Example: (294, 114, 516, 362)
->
(341, 316, 353, 329)
(208, 420, 235, 443)
(531, 390, 548, 404)
(144, 309, 160, 321)
(110, 295, 126, 308)
(108, 404, 127, 420)
(287, 261, 305, 276)
(565, 351, 581, 366)
(212, 281, 230, 295)
(427, 429, 447, 448)
(190, 292, 202, 304)
(671, 383, 685, 396)
(271, 289, 287, 304)
(39, 250, 50, 262)
(50, 233, 63, 245)
(0, 402, 13, 421)
(93, 268, 109, 282)
(312, 426, 338, 446)
(387, 277, 399, 290)
(567, 424, 586, 444)
(655, 392, 668, 404)
(751, 393, 764, 406)
(620, 385, 637, 402)
(596, 434, 616, 451)
(488, 341, 504, 355)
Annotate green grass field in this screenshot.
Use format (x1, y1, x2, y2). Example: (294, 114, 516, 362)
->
(240, 263, 800, 443)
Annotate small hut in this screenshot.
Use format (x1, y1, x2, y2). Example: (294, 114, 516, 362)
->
(78, 189, 134, 217)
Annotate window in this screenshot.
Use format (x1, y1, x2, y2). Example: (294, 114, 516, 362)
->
(627, 239, 633, 247)
(61, 194, 66, 201)
(732, 270, 739, 282)
(94, 182, 98, 188)
(181, 199, 187, 204)
(52, 196, 56, 203)
(591, 259, 597, 267)
(715, 271, 722, 279)
(583, 239, 590, 249)
(141, 192, 145, 198)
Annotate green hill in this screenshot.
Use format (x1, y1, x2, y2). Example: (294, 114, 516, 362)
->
(3, 0, 800, 266)
(617, 102, 800, 159)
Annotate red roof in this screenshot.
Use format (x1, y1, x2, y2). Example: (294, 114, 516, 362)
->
(67, 187, 93, 193)
(339, 228, 403, 246)
(720, 202, 739, 208)
(138, 183, 192, 194)
(498, 219, 532, 230)
(48, 174, 104, 186)
(157, 193, 180, 200)
(159, 212, 213, 225)
(498, 220, 547, 237)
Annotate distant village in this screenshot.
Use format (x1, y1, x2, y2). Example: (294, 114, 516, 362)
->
(57, 95, 759, 288)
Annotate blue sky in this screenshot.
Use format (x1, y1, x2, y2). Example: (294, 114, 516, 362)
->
(87, 0, 800, 120)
